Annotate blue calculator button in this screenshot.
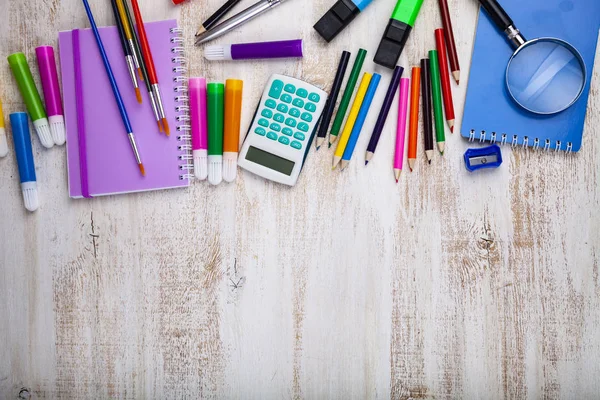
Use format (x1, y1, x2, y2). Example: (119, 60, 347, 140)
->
(278, 136, 290, 145)
(291, 141, 302, 150)
(277, 103, 289, 113)
(282, 127, 293, 136)
(261, 109, 273, 119)
(301, 112, 313, 122)
(265, 99, 276, 109)
(305, 103, 317, 112)
(294, 132, 305, 141)
(284, 84, 296, 93)
(270, 123, 281, 132)
(308, 93, 321, 102)
(296, 88, 308, 98)
(258, 118, 269, 127)
(292, 98, 304, 108)
(269, 80, 284, 99)
(255, 127, 266, 136)
(274, 113, 285, 123)
(289, 108, 301, 118)
(267, 131, 278, 140)
(298, 122, 309, 132)
(281, 94, 293, 104)
(285, 118, 297, 128)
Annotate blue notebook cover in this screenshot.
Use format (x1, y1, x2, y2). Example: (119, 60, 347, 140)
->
(461, 0, 600, 152)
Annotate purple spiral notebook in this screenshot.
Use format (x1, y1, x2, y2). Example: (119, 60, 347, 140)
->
(58, 19, 190, 198)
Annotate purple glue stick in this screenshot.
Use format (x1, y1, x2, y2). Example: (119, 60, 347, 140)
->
(204, 39, 303, 61)
(35, 46, 65, 146)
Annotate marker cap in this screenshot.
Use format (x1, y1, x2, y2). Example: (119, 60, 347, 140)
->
(314, 0, 360, 43)
(36, 46, 66, 146)
(9, 112, 39, 212)
(373, 19, 412, 69)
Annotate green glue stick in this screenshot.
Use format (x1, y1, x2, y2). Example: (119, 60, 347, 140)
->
(429, 50, 446, 155)
(207, 82, 225, 185)
(374, 0, 424, 69)
(7, 52, 54, 149)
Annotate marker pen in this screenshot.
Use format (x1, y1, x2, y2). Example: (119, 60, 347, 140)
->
(0, 98, 7, 157)
(9, 112, 39, 212)
(205, 39, 303, 61)
(223, 79, 243, 183)
(190, 78, 208, 181)
(207, 83, 225, 185)
(35, 46, 66, 146)
(314, 0, 374, 42)
(374, 0, 425, 69)
(7, 53, 54, 149)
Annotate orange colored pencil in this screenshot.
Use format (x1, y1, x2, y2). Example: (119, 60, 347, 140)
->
(408, 67, 421, 171)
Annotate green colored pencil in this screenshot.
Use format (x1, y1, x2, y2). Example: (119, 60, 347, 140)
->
(329, 48, 367, 148)
(429, 50, 445, 155)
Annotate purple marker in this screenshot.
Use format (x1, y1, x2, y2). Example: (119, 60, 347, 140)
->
(204, 39, 303, 61)
(35, 46, 65, 146)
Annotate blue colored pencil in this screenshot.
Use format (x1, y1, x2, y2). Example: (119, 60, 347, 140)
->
(80, 0, 145, 176)
(340, 73, 381, 170)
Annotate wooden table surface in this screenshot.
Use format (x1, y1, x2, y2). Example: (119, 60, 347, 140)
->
(1, 0, 599, 398)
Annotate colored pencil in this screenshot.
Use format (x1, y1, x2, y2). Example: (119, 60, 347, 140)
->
(333, 72, 371, 169)
(329, 48, 367, 148)
(394, 78, 409, 182)
(196, 0, 243, 36)
(80, 0, 145, 175)
(340, 73, 381, 170)
(114, 0, 142, 103)
(435, 29, 455, 132)
(421, 59, 434, 163)
(429, 50, 445, 155)
(365, 65, 403, 165)
(408, 67, 421, 171)
(131, 0, 170, 136)
(437, 0, 460, 84)
(316, 50, 350, 150)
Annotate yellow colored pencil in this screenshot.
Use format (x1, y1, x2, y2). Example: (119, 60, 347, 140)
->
(333, 72, 372, 169)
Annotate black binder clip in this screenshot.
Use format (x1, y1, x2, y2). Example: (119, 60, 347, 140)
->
(464, 145, 503, 172)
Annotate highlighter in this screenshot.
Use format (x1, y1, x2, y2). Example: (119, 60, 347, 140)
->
(314, 0, 374, 42)
(374, 0, 424, 69)
(9, 112, 39, 212)
(0, 98, 7, 157)
(223, 79, 243, 183)
(35, 46, 66, 146)
(207, 83, 225, 186)
(190, 78, 209, 181)
(7, 53, 54, 149)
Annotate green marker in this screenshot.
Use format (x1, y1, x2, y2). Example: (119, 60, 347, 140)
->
(429, 50, 445, 155)
(374, 0, 425, 69)
(7, 52, 54, 149)
(207, 82, 225, 185)
(329, 48, 367, 148)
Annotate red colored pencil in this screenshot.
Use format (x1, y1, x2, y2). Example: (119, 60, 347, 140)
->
(437, 0, 460, 84)
(435, 29, 455, 133)
(130, 0, 170, 136)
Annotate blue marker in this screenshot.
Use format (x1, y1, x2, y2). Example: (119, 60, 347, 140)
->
(341, 73, 381, 169)
(10, 112, 39, 212)
(314, 0, 375, 42)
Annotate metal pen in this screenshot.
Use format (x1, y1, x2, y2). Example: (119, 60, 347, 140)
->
(195, 0, 290, 45)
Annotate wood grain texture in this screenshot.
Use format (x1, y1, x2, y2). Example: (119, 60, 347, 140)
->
(1, 0, 599, 398)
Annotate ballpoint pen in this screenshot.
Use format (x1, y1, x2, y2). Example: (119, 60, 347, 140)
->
(195, 0, 291, 45)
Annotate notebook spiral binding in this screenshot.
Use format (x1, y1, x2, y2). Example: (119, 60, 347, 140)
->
(468, 130, 573, 154)
(170, 27, 193, 180)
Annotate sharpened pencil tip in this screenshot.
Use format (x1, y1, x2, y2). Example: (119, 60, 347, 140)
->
(429, 160, 431, 164)
(196, 25, 206, 36)
(135, 88, 142, 104)
(396, 179, 399, 183)
(328, 143, 332, 149)
(365, 161, 369, 166)
(316, 146, 321, 151)
(450, 126, 454, 133)
(139, 163, 146, 176)
(162, 118, 170, 136)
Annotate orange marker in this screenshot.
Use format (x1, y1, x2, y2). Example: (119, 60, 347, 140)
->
(223, 79, 243, 183)
(408, 67, 421, 171)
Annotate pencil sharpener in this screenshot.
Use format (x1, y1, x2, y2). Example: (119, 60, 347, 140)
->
(464, 145, 503, 172)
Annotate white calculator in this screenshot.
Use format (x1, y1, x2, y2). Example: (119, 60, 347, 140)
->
(238, 74, 327, 186)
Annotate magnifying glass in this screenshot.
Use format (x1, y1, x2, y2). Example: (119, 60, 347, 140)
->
(478, 0, 587, 115)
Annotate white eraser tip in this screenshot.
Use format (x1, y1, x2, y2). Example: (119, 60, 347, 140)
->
(49, 115, 66, 146)
(193, 149, 208, 180)
(33, 118, 54, 149)
(0, 129, 8, 158)
(222, 152, 238, 183)
(208, 155, 222, 185)
(21, 181, 39, 212)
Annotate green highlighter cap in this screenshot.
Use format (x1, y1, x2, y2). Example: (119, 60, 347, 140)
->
(207, 83, 225, 156)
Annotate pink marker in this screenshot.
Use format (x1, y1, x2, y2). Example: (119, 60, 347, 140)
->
(35, 46, 65, 146)
(394, 78, 410, 183)
(190, 77, 208, 181)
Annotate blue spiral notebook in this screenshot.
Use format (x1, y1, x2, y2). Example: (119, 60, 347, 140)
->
(461, 0, 600, 152)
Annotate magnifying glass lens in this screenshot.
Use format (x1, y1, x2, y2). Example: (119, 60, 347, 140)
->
(506, 40, 586, 114)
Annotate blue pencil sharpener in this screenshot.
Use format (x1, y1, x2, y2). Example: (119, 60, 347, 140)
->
(464, 145, 503, 172)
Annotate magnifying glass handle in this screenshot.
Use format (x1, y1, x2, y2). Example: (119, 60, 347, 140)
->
(478, 0, 526, 48)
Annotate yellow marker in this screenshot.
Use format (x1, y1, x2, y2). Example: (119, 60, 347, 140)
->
(223, 79, 243, 183)
(0, 98, 7, 157)
(333, 72, 372, 169)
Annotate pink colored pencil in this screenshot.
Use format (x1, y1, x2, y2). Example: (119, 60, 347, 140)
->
(190, 77, 208, 181)
(394, 78, 410, 182)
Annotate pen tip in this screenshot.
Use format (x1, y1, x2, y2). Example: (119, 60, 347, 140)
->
(162, 118, 170, 136)
(135, 88, 142, 104)
(139, 163, 146, 176)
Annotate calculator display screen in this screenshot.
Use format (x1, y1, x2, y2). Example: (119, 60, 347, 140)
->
(246, 146, 295, 176)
